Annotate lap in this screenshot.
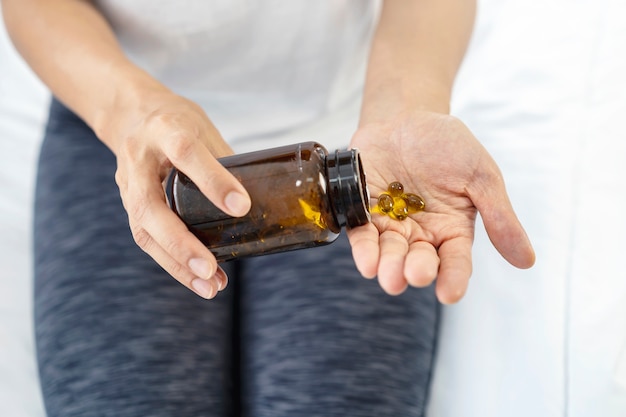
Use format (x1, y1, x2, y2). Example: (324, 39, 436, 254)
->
(238, 237, 439, 417)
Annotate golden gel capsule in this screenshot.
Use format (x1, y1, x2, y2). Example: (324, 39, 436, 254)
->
(388, 181, 404, 197)
(390, 196, 409, 220)
(377, 193, 394, 213)
(404, 193, 425, 213)
(373, 181, 425, 221)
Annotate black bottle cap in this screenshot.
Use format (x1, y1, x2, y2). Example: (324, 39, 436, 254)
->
(326, 149, 371, 228)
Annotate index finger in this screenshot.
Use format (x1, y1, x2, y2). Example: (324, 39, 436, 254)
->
(347, 222, 380, 279)
(164, 130, 251, 218)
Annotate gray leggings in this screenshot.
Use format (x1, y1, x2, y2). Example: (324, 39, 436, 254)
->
(34, 98, 439, 417)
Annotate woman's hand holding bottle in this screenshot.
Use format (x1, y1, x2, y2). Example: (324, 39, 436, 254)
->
(103, 89, 251, 299)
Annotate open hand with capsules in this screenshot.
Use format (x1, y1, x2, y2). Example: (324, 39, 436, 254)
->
(347, 110, 535, 303)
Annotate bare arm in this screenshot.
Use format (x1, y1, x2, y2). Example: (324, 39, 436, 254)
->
(361, 0, 475, 120)
(3, 0, 251, 298)
(4, 0, 152, 143)
(349, 0, 535, 303)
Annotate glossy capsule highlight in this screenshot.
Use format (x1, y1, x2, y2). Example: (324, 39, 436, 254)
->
(373, 181, 425, 221)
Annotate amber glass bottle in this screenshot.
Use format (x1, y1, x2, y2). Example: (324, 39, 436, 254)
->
(166, 141, 370, 261)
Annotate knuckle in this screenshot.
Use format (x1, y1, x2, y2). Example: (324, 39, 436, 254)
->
(126, 193, 151, 224)
(131, 225, 152, 250)
(116, 134, 143, 163)
(165, 258, 199, 288)
(114, 168, 128, 191)
(163, 235, 186, 259)
(114, 174, 124, 190)
(196, 169, 222, 194)
(167, 133, 196, 164)
(167, 260, 188, 281)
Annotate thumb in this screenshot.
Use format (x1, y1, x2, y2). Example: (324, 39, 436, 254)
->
(469, 172, 535, 269)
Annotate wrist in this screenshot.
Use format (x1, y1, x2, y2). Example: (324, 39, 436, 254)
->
(90, 62, 171, 152)
(359, 42, 454, 126)
(359, 76, 451, 127)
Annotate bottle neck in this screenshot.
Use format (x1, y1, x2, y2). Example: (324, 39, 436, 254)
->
(325, 149, 371, 228)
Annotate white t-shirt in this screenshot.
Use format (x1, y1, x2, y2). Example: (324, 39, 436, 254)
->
(94, 1, 381, 153)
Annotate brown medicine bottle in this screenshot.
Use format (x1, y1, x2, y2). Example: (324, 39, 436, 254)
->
(165, 141, 370, 261)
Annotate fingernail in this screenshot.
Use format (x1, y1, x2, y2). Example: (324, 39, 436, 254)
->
(215, 267, 228, 291)
(217, 277, 226, 292)
(224, 191, 250, 216)
(188, 258, 213, 280)
(191, 278, 216, 299)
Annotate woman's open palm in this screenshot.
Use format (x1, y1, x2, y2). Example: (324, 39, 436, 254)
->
(347, 111, 535, 303)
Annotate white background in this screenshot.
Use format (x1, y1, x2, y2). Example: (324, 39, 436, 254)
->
(2, 1, 626, 416)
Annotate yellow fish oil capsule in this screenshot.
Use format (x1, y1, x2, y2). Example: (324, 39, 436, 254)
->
(373, 181, 425, 221)
(404, 193, 425, 212)
(377, 193, 394, 213)
(391, 197, 409, 220)
(388, 181, 404, 197)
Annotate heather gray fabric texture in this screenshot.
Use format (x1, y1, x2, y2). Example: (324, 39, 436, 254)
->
(34, 98, 439, 417)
